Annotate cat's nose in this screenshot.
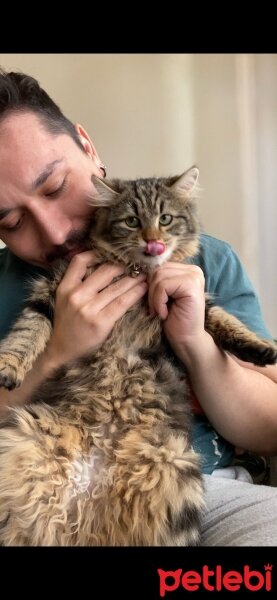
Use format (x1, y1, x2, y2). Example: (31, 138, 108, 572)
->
(145, 240, 166, 256)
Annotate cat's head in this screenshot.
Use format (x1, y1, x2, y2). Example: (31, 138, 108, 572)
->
(88, 166, 200, 273)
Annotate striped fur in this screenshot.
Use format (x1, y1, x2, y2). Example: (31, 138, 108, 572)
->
(0, 168, 276, 546)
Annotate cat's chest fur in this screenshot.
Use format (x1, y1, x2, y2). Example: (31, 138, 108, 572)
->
(104, 298, 163, 359)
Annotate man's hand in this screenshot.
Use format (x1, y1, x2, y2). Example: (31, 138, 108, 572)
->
(0, 252, 147, 414)
(46, 251, 148, 366)
(147, 263, 206, 358)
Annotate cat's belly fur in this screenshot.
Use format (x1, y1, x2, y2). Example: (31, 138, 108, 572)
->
(0, 299, 202, 545)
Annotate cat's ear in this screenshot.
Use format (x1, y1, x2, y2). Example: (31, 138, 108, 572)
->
(89, 175, 120, 206)
(170, 166, 199, 196)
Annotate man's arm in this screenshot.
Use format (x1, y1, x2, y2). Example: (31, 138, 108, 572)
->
(147, 262, 277, 456)
(179, 332, 277, 455)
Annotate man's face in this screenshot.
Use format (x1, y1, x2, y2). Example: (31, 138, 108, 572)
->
(0, 112, 103, 268)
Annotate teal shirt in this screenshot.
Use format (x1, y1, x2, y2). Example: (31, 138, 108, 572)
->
(0, 250, 46, 340)
(0, 235, 272, 474)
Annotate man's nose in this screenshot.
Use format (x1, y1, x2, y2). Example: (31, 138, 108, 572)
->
(32, 204, 72, 246)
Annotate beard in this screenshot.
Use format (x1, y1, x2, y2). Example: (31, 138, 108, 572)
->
(46, 217, 93, 265)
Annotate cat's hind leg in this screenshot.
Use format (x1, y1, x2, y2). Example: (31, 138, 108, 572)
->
(0, 405, 83, 546)
(205, 304, 277, 366)
(106, 427, 204, 546)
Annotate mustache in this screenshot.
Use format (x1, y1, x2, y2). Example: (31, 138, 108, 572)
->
(46, 223, 92, 264)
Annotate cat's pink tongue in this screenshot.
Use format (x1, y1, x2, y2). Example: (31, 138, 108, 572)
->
(145, 240, 166, 256)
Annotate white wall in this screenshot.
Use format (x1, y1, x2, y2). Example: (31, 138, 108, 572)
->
(0, 54, 195, 175)
(190, 54, 277, 336)
(255, 55, 277, 340)
(0, 54, 276, 335)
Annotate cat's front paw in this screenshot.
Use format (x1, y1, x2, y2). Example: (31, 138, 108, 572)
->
(233, 339, 277, 366)
(0, 355, 25, 390)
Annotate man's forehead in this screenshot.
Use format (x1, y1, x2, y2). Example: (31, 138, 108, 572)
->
(0, 114, 65, 187)
(0, 110, 43, 136)
(0, 114, 53, 166)
(0, 112, 67, 158)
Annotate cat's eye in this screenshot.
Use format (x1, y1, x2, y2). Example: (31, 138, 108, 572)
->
(125, 216, 140, 228)
(159, 214, 172, 226)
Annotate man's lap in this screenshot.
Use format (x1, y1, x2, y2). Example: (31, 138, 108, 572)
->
(200, 475, 277, 546)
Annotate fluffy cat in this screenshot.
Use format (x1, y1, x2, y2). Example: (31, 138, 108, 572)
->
(0, 166, 275, 546)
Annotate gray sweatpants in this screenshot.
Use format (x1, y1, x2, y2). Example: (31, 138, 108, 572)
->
(200, 475, 277, 546)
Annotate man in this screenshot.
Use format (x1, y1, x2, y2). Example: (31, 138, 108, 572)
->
(0, 68, 277, 545)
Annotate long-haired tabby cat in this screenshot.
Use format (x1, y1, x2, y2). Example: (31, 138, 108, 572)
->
(0, 166, 276, 546)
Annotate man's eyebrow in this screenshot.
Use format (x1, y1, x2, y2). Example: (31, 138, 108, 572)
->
(31, 159, 64, 190)
(0, 208, 13, 221)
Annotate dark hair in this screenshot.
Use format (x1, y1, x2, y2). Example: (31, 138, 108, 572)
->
(0, 68, 84, 151)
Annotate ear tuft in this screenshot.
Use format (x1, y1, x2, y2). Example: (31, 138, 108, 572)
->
(89, 175, 119, 207)
(170, 166, 199, 196)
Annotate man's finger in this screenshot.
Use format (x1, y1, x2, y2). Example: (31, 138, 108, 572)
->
(100, 280, 148, 323)
(84, 273, 147, 313)
(58, 251, 99, 294)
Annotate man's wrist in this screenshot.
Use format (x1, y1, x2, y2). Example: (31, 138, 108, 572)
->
(42, 345, 63, 376)
(173, 331, 224, 372)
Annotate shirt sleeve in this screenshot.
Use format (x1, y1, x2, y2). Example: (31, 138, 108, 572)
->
(0, 249, 45, 341)
(190, 235, 273, 472)
(209, 244, 272, 341)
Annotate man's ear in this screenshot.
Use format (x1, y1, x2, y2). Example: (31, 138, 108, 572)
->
(75, 123, 101, 162)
